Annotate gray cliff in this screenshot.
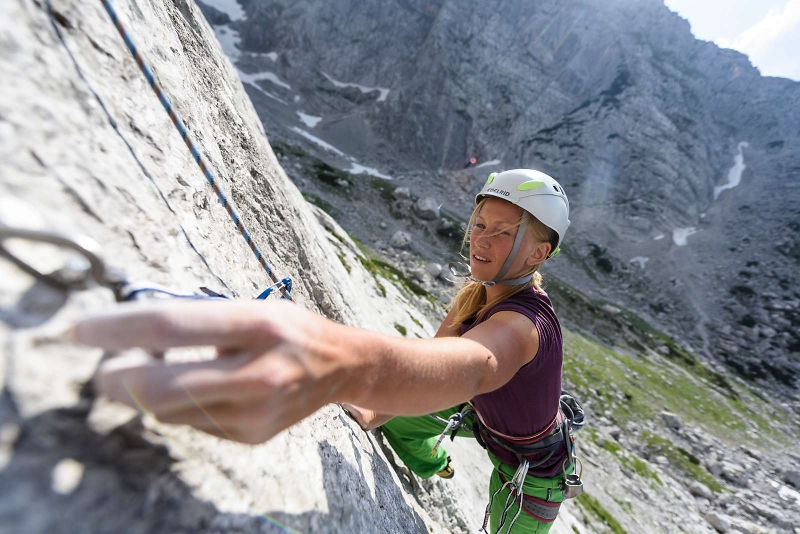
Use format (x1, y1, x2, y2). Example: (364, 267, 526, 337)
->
(211, 0, 800, 393)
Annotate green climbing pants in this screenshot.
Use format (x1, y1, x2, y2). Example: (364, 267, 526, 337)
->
(381, 407, 566, 533)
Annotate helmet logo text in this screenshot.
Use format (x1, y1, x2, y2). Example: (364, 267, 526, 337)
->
(487, 188, 510, 197)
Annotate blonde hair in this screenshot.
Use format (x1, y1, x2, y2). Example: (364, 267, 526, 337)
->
(450, 198, 558, 329)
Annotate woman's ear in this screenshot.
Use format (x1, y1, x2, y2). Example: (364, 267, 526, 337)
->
(525, 242, 552, 267)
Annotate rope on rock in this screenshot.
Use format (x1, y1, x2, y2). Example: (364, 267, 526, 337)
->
(43, 0, 232, 293)
(99, 0, 291, 299)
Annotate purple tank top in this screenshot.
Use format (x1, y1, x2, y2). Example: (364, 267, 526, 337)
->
(461, 287, 567, 477)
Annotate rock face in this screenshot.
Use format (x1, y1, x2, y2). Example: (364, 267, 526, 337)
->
(211, 0, 800, 393)
(0, 1, 485, 532)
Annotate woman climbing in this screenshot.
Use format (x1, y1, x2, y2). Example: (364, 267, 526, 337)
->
(74, 169, 578, 533)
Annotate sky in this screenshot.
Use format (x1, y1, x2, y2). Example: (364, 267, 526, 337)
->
(664, 0, 800, 81)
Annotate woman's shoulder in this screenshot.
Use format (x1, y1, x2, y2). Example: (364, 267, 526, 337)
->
(483, 287, 547, 318)
(504, 286, 552, 307)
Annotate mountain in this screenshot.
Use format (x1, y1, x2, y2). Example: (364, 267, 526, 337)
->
(3, 1, 800, 533)
(203, 0, 800, 395)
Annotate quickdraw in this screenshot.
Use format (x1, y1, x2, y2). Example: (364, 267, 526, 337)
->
(0, 225, 291, 303)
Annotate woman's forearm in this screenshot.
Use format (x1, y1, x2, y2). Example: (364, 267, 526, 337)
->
(328, 322, 495, 416)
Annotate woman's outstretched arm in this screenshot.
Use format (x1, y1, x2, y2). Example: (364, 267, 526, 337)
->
(74, 299, 537, 443)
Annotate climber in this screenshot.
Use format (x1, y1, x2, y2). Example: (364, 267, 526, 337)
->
(73, 169, 576, 533)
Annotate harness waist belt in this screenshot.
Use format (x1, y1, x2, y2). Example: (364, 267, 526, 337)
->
(497, 471, 562, 522)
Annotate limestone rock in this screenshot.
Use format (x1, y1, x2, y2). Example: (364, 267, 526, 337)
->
(0, 1, 453, 532)
(426, 263, 443, 279)
(661, 411, 683, 431)
(784, 470, 800, 489)
(389, 231, 412, 249)
(705, 512, 731, 533)
(688, 481, 714, 500)
(414, 197, 441, 221)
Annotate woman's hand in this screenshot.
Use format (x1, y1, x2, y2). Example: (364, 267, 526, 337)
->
(339, 403, 394, 430)
(73, 300, 354, 444)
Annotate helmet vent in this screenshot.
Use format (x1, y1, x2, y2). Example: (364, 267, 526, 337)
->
(517, 180, 545, 191)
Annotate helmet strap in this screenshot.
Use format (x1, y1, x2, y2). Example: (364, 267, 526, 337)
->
(453, 218, 537, 287)
(491, 218, 528, 283)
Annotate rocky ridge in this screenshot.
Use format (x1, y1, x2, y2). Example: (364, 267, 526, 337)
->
(201, 0, 800, 395)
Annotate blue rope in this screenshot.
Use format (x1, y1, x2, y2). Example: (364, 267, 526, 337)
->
(99, 0, 292, 300)
(123, 287, 229, 302)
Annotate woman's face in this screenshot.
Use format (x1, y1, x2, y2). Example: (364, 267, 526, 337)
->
(469, 198, 538, 281)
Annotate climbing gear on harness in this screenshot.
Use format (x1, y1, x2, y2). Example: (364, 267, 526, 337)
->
(481, 458, 531, 533)
(429, 407, 474, 457)
(560, 457, 584, 499)
(435, 456, 455, 479)
(430, 391, 584, 533)
(0, 225, 291, 303)
(98, 0, 289, 298)
(495, 470, 562, 524)
(449, 169, 570, 288)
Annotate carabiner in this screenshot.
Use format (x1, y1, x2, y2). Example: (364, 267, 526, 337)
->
(0, 225, 116, 292)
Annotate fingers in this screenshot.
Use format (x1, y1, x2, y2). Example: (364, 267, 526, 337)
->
(147, 394, 313, 445)
(94, 351, 262, 414)
(72, 300, 289, 351)
(338, 403, 374, 430)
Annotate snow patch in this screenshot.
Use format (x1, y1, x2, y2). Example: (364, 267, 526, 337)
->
(291, 127, 345, 157)
(293, 95, 301, 103)
(673, 227, 698, 246)
(474, 159, 501, 169)
(265, 52, 278, 62)
(714, 142, 749, 200)
(349, 163, 392, 181)
(297, 112, 322, 128)
(214, 25, 241, 62)
(237, 70, 287, 104)
(629, 256, 649, 269)
(202, 0, 246, 21)
(653, 234, 665, 241)
(237, 70, 291, 90)
(321, 72, 390, 102)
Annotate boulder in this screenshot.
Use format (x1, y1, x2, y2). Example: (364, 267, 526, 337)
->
(661, 411, 682, 431)
(414, 197, 440, 220)
(783, 470, 800, 489)
(426, 263, 443, 279)
(721, 463, 750, 487)
(389, 231, 412, 249)
(705, 512, 731, 533)
(688, 481, 714, 500)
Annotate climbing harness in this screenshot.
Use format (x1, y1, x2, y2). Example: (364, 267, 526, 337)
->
(0, 225, 288, 303)
(428, 392, 585, 533)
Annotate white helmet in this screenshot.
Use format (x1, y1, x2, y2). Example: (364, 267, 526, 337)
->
(466, 169, 570, 286)
(476, 169, 570, 250)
